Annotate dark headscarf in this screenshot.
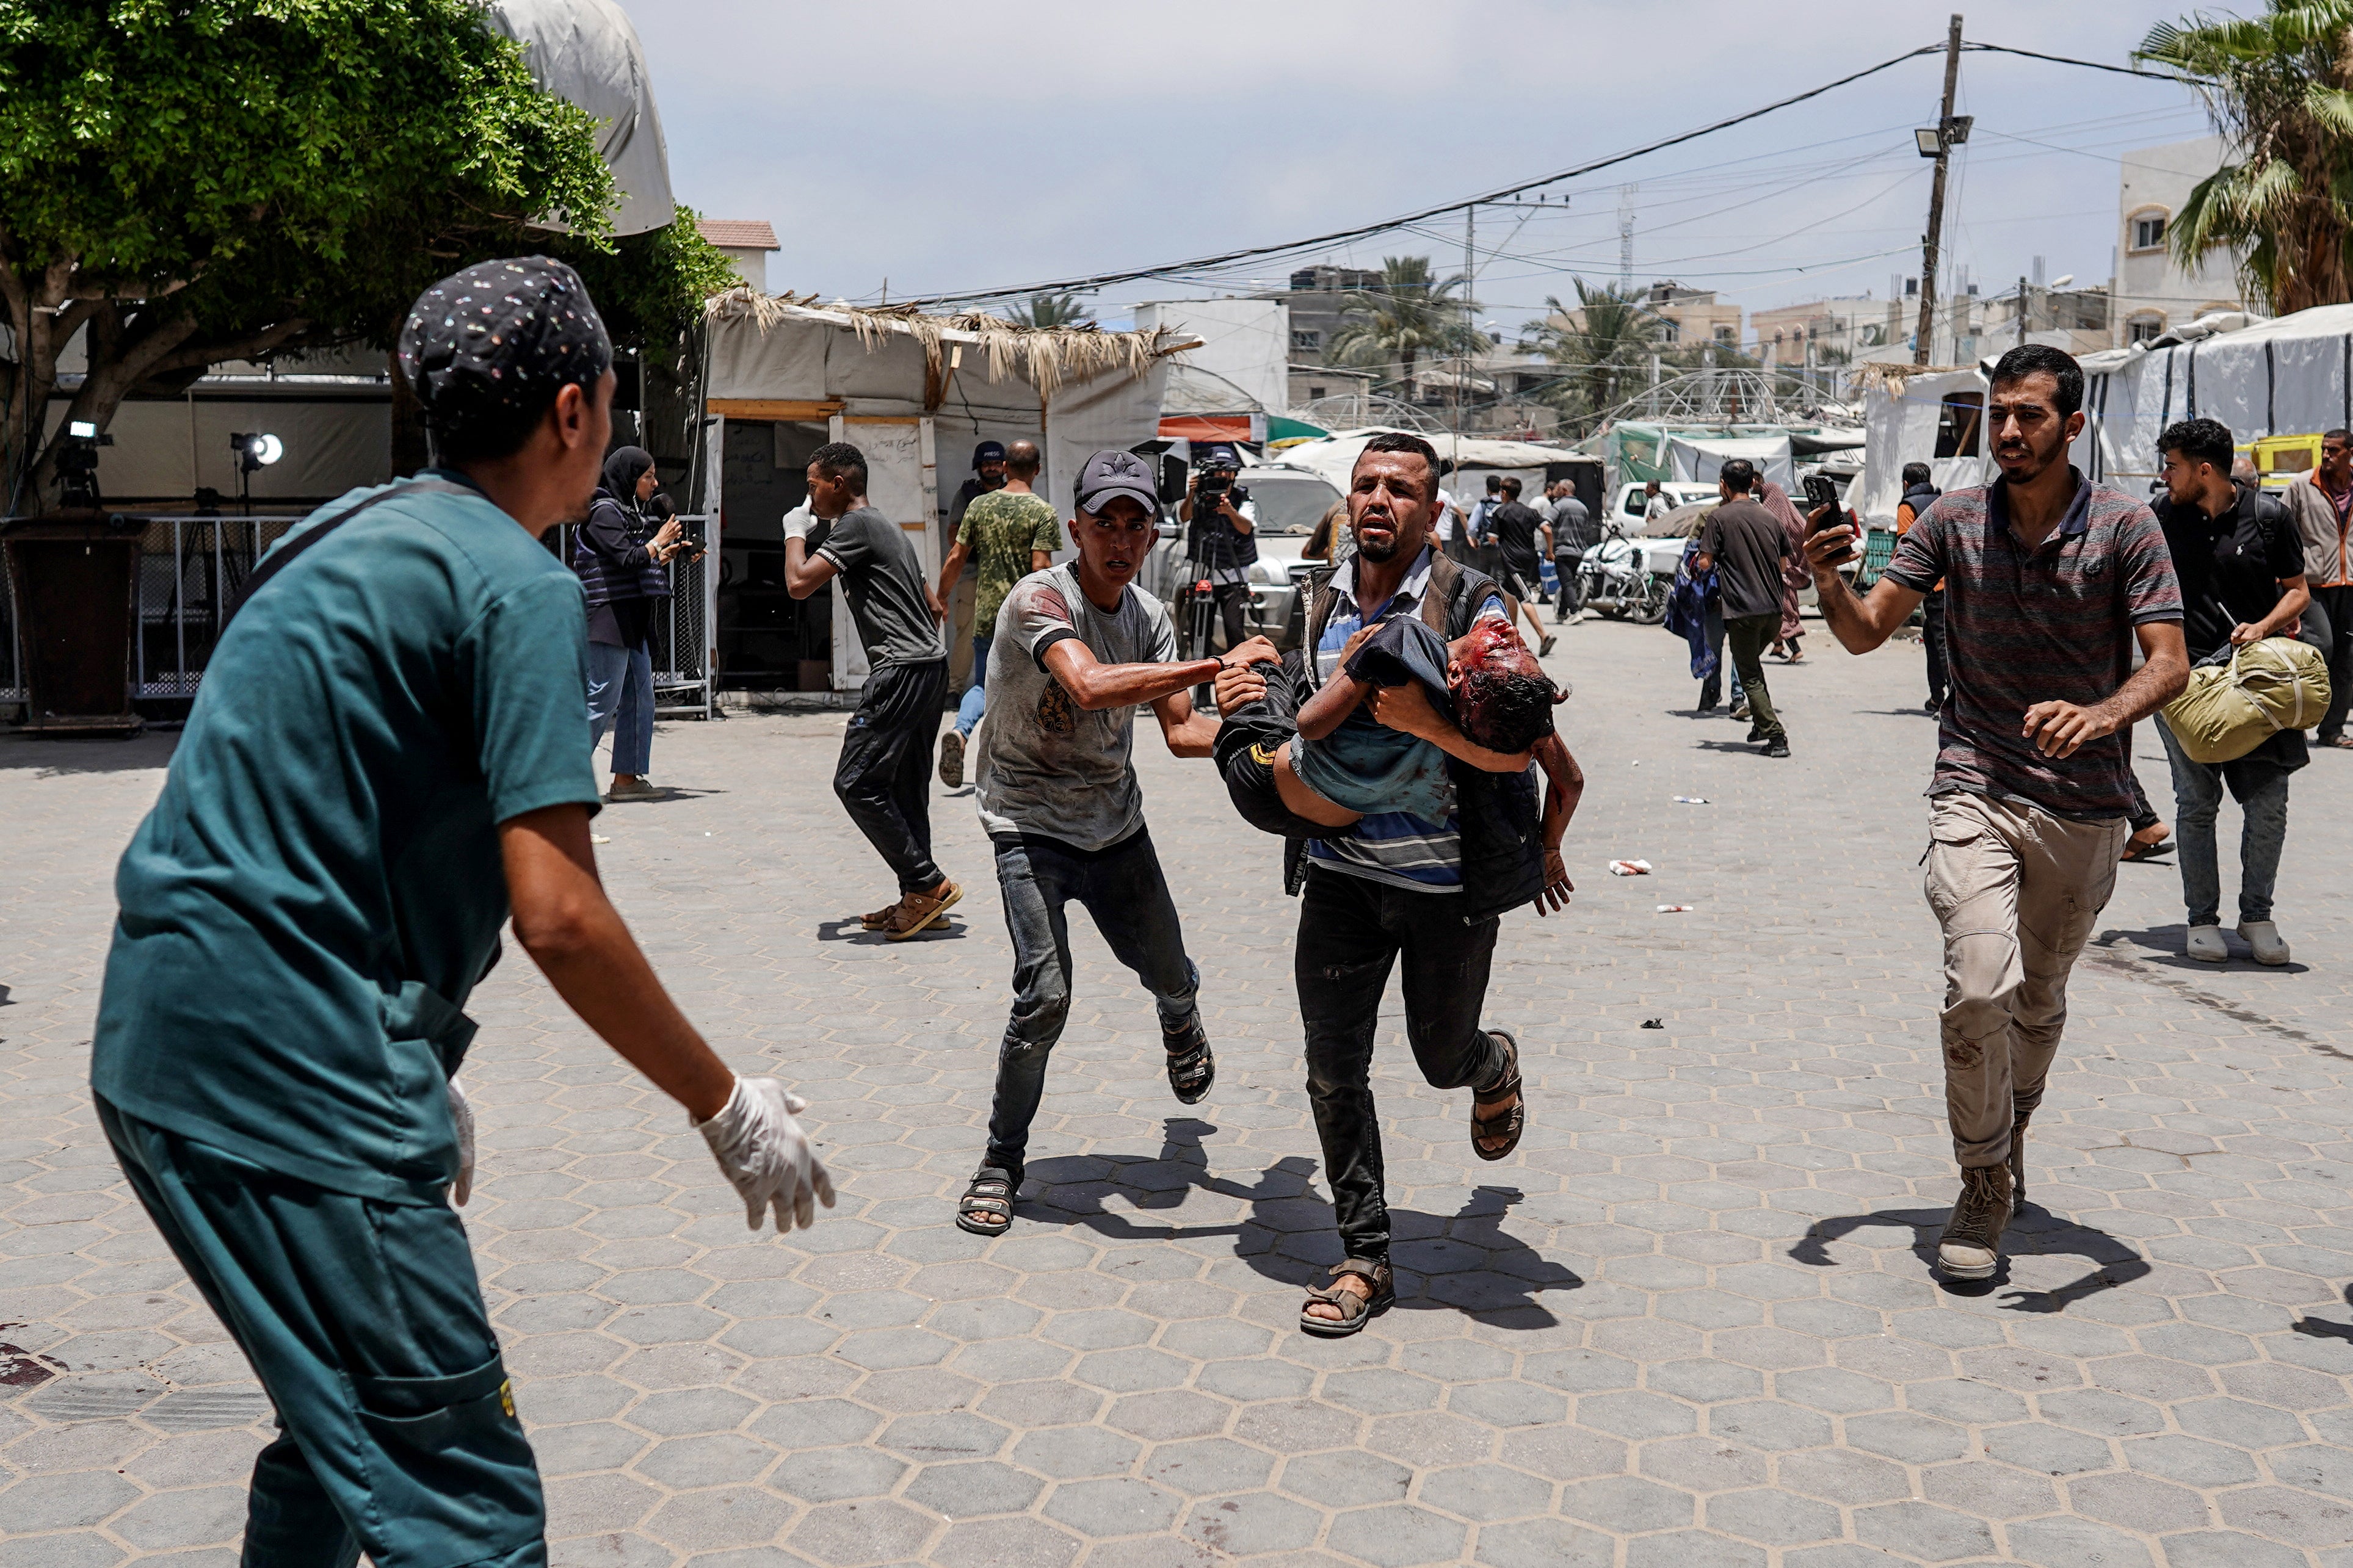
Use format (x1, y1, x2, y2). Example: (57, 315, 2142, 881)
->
(396, 256, 611, 446)
(600, 446, 656, 508)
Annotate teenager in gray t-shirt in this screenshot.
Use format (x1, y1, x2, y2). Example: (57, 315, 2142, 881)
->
(952, 450, 1277, 1240)
(785, 443, 957, 940)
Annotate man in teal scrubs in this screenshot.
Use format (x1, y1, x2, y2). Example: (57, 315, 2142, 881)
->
(93, 258, 834, 1568)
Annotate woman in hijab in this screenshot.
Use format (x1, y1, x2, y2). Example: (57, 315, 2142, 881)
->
(1756, 479, 1811, 663)
(576, 446, 681, 800)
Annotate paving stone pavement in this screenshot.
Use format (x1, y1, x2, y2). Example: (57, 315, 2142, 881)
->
(5, 616, 2353, 1568)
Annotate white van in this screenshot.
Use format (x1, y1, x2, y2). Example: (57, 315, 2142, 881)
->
(1609, 481, 1720, 533)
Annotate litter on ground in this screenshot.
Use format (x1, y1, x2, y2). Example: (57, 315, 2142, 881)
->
(1656, 904, 1694, 913)
(1673, 796, 1709, 804)
(1608, 859, 1653, 876)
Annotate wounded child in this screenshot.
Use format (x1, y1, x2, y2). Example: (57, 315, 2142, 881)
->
(1234, 614, 1584, 912)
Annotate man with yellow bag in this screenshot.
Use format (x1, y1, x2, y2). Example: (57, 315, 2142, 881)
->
(2150, 419, 2314, 966)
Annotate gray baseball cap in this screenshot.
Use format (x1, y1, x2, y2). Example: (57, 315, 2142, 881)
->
(1075, 449, 1159, 516)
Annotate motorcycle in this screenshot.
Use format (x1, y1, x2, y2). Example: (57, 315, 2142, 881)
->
(1575, 521, 1674, 624)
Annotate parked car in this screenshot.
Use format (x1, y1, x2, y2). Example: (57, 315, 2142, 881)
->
(1141, 464, 1344, 656)
(1609, 480, 1721, 533)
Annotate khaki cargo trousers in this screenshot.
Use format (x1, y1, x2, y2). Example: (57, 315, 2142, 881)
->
(1923, 790, 2126, 1169)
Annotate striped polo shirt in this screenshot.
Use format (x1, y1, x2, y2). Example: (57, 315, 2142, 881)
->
(1882, 468, 2182, 821)
(1303, 547, 1507, 892)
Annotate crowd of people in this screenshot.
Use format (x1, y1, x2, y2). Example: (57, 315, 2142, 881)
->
(78, 253, 2341, 1562)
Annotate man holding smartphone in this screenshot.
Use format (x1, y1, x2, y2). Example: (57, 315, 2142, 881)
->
(1801, 344, 2186, 1282)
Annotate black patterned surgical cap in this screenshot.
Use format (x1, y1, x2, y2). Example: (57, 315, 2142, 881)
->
(396, 256, 612, 447)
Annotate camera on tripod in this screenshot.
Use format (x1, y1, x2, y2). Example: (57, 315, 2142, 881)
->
(1195, 473, 1250, 511)
(57, 421, 114, 509)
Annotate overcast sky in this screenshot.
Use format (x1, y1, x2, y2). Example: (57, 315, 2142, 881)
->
(624, 0, 2219, 334)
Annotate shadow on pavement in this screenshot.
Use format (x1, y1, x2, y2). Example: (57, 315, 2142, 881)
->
(1789, 1204, 2151, 1310)
(2095, 923, 2311, 975)
(1026, 1117, 1582, 1328)
(2293, 1289, 2353, 1343)
(813, 917, 970, 944)
(0, 731, 179, 774)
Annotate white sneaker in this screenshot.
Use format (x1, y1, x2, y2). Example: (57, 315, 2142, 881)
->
(2186, 924, 2228, 963)
(2236, 920, 2290, 966)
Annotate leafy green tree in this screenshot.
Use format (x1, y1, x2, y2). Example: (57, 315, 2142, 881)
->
(2137, 1, 2353, 314)
(0, 1, 731, 507)
(1327, 256, 1487, 394)
(1008, 291, 1095, 329)
(1523, 280, 1667, 434)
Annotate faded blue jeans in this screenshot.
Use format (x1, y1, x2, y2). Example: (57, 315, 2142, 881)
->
(982, 826, 1199, 1179)
(586, 640, 654, 776)
(956, 633, 990, 739)
(2157, 717, 2289, 927)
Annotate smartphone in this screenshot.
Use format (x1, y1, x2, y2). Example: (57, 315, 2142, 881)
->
(1803, 475, 1855, 564)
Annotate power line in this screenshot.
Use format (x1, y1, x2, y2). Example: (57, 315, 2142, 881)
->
(897, 43, 1949, 306)
(1960, 40, 2191, 82)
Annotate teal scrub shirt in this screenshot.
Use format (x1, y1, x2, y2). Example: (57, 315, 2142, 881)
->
(93, 472, 602, 1205)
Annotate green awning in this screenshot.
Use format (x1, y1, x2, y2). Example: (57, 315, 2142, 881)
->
(1265, 415, 1329, 447)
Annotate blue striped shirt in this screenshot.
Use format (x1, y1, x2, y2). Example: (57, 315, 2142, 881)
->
(1303, 547, 1506, 892)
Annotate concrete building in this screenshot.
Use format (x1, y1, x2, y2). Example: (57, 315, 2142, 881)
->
(696, 219, 780, 293)
(1752, 294, 1905, 368)
(2114, 136, 2250, 345)
(1131, 298, 1289, 415)
(1258, 265, 1385, 368)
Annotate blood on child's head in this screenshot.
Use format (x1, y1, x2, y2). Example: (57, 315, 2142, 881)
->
(1451, 620, 1557, 754)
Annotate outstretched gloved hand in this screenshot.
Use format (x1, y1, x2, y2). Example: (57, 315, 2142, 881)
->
(448, 1075, 477, 1207)
(695, 1076, 837, 1234)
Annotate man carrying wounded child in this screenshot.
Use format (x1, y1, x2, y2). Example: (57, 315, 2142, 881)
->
(1209, 430, 1584, 1336)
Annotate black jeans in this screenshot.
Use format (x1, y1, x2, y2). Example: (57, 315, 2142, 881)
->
(983, 828, 1199, 1176)
(1923, 589, 1949, 707)
(834, 659, 948, 893)
(1553, 551, 1583, 617)
(2309, 583, 2353, 742)
(1296, 867, 1504, 1263)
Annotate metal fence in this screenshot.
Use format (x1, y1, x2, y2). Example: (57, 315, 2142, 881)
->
(3, 512, 713, 717)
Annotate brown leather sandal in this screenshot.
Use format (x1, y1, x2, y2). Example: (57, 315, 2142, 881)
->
(1472, 1030, 1525, 1162)
(1299, 1257, 1394, 1337)
(860, 896, 907, 930)
(883, 880, 963, 941)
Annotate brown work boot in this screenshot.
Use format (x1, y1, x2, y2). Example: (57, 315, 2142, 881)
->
(1936, 1164, 2012, 1281)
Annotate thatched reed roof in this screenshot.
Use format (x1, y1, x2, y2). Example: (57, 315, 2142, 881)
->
(703, 286, 1195, 400)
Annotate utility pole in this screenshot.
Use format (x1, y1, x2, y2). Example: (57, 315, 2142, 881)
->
(1618, 185, 1637, 294)
(1913, 14, 1964, 366)
(1459, 202, 1474, 449)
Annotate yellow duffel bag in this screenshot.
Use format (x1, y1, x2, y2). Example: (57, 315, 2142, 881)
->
(2160, 636, 2333, 763)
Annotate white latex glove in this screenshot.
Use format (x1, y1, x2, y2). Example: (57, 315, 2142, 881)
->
(695, 1076, 836, 1234)
(782, 504, 814, 542)
(448, 1075, 476, 1207)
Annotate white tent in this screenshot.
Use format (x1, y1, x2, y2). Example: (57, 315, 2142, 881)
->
(489, 0, 676, 236)
(1857, 367, 1988, 523)
(1267, 428, 1571, 494)
(701, 289, 1184, 691)
(1663, 432, 1793, 492)
(2081, 306, 2352, 494)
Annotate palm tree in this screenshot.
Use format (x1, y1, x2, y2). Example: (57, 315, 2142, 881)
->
(1009, 290, 1093, 328)
(1325, 256, 1487, 395)
(2136, 2, 2353, 314)
(1523, 279, 1667, 434)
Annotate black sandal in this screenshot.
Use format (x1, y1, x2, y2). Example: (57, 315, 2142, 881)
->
(1472, 1030, 1525, 1162)
(1300, 1258, 1394, 1337)
(955, 1165, 1018, 1236)
(1164, 1016, 1215, 1105)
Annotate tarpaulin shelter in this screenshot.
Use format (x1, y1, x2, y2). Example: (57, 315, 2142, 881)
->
(700, 288, 1186, 692)
(1256, 428, 1602, 519)
(1662, 432, 1793, 491)
(1856, 365, 1988, 523)
(488, 0, 676, 236)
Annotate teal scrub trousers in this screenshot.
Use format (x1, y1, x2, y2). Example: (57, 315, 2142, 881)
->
(100, 1098, 546, 1568)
